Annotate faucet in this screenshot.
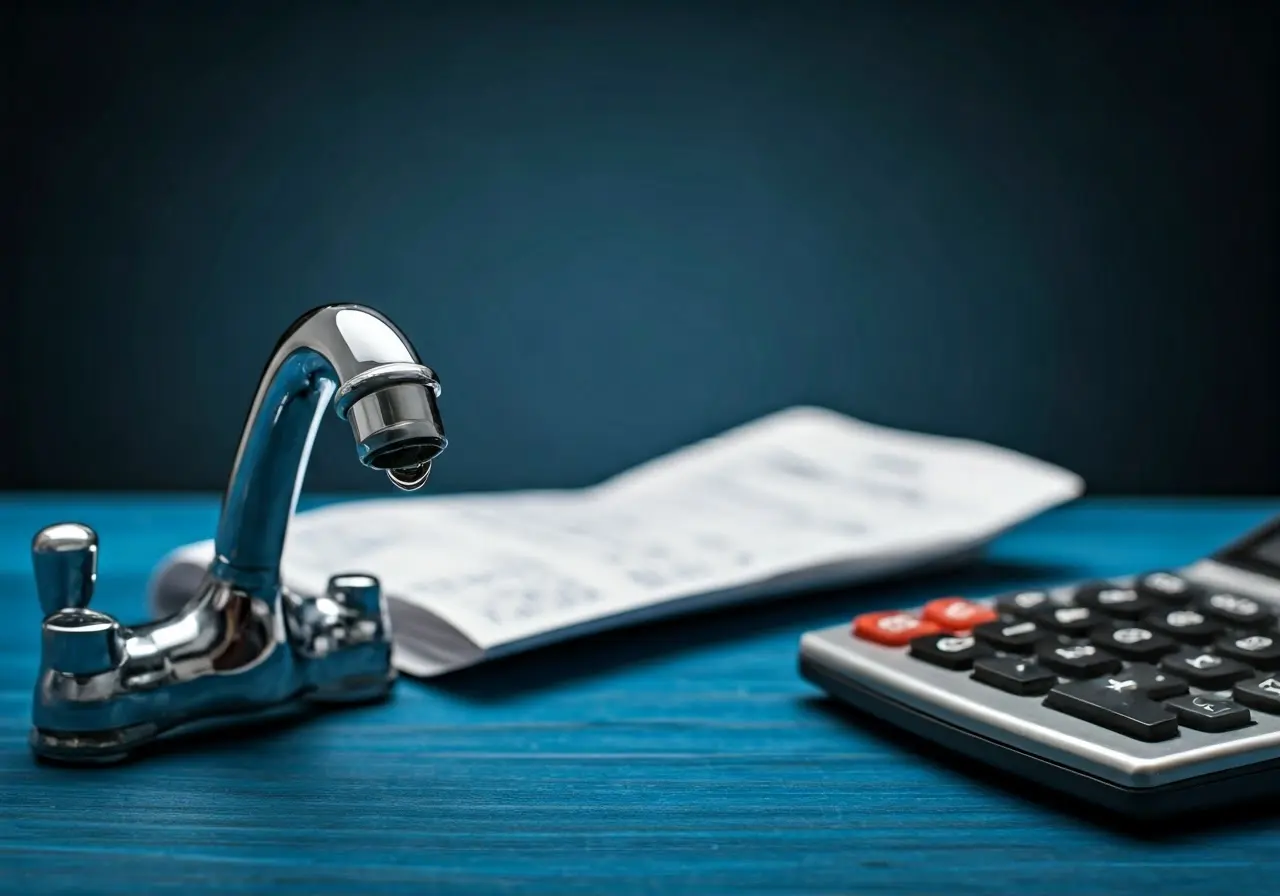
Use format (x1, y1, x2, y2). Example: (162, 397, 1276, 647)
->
(29, 304, 446, 764)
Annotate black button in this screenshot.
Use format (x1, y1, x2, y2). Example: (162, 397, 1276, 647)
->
(972, 618, 1048, 654)
(908, 633, 993, 670)
(1115, 663, 1190, 700)
(1214, 633, 1280, 670)
(1193, 591, 1273, 629)
(1158, 649, 1254, 690)
(1043, 679, 1179, 742)
(994, 590, 1053, 618)
(971, 656, 1059, 696)
(1029, 604, 1106, 635)
(1143, 608, 1223, 645)
(1090, 625, 1179, 662)
(1134, 571, 1200, 606)
(1234, 676, 1280, 714)
(1073, 583, 1154, 620)
(1035, 639, 1123, 678)
(1163, 694, 1253, 733)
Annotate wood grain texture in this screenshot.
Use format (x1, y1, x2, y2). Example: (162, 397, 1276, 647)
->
(3, 495, 1280, 894)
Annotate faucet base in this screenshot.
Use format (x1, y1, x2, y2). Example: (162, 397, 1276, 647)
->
(32, 570, 399, 766)
(29, 722, 157, 765)
(30, 670, 395, 765)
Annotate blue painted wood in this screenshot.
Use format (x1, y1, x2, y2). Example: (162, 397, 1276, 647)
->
(2, 495, 1280, 894)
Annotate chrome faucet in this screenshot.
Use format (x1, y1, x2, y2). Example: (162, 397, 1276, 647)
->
(29, 304, 446, 764)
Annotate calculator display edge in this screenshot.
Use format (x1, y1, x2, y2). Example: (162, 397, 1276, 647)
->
(1210, 513, 1280, 580)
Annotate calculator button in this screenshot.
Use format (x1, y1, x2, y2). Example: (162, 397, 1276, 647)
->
(908, 634, 993, 670)
(1134, 571, 1200, 606)
(994, 590, 1053, 618)
(971, 656, 1058, 696)
(972, 619, 1048, 654)
(1035, 640, 1122, 678)
(1163, 694, 1253, 733)
(1043, 680, 1179, 742)
(1158, 649, 1254, 690)
(853, 611, 941, 647)
(1193, 591, 1273, 628)
(1073, 583, 1153, 620)
(1233, 675, 1280, 714)
(1090, 625, 1179, 662)
(1143, 609, 1223, 645)
(921, 597, 998, 632)
(1214, 633, 1280, 670)
(1115, 663, 1190, 700)
(1029, 604, 1106, 635)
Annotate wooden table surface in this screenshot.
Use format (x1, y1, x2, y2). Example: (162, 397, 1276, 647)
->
(3, 494, 1280, 894)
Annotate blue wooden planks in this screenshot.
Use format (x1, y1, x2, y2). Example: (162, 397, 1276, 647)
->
(1, 495, 1278, 894)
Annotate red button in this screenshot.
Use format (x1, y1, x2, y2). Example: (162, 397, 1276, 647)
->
(853, 610, 942, 647)
(922, 597, 998, 632)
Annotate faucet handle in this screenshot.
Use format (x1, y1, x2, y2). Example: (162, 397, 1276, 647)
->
(326, 573, 390, 638)
(327, 573, 384, 616)
(32, 523, 98, 617)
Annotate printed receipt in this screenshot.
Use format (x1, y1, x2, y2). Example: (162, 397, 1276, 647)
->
(147, 406, 1084, 677)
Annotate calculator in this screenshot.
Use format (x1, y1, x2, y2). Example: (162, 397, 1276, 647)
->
(799, 513, 1280, 817)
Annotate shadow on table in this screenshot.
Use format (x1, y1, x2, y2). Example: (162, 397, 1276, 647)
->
(805, 695, 1280, 841)
(426, 556, 1085, 702)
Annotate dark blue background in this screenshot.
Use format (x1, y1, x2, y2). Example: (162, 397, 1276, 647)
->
(8, 1, 1277, 495)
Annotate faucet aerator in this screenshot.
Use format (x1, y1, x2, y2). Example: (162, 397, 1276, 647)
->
(346, 382, 447, 473)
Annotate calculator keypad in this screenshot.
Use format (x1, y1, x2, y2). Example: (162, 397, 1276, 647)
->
(852, 571, 1280, 744)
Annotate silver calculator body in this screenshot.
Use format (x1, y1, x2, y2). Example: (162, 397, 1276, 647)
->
(799, 514, 1280, 817)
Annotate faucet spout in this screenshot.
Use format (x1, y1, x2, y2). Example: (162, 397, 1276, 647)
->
(211, 305, 446, 595)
